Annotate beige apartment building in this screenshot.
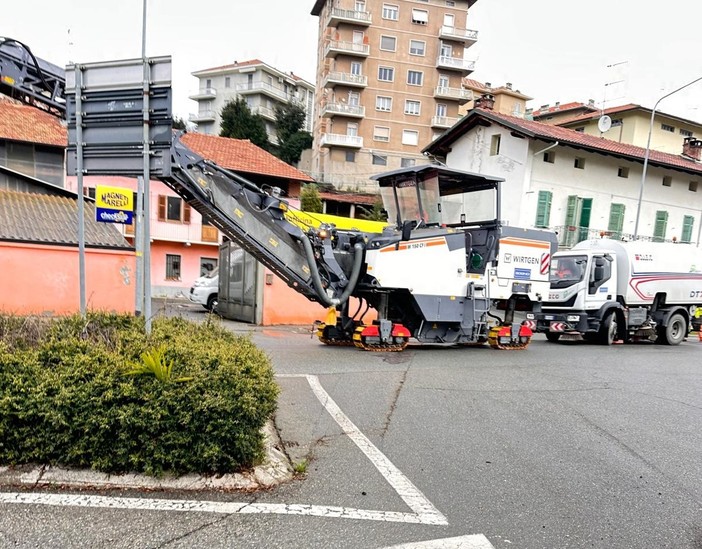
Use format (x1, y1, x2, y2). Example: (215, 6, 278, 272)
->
(310, 0, 479, 191)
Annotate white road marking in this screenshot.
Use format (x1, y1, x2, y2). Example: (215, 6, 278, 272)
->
(381, 534, 496, 548)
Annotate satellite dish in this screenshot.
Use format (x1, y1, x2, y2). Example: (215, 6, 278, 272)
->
(598, 115, 612, 133)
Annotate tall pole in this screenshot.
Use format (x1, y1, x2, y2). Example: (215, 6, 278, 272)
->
(75, 67, 87, 317)
(633, 76, 702, 240)
(142, 0, 153, 332)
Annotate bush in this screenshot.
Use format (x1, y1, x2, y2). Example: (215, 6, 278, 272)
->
(0, 313, 278, 476)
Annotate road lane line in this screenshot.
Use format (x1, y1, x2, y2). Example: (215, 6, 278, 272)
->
(382, 534, 496, 548)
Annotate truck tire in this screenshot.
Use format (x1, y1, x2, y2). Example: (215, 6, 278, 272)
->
(597, 312, 617, 345)
(545, 332, 561, 343)
(658, 313, 686, 346)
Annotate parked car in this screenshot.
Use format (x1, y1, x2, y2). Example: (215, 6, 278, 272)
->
(189, 267, 219, 311)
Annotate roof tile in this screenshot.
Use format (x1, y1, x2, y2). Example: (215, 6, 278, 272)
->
(0, 97, 67, 147)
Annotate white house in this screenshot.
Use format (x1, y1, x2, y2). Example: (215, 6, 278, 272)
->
(424, 96, 702, 247)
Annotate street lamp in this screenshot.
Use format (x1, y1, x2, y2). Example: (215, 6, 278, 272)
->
(633, 75, 702, 240)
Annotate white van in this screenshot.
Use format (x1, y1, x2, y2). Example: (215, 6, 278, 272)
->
(189, 267, 219, 311)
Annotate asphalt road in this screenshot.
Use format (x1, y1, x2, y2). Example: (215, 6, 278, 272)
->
(1, 299, 701, 549)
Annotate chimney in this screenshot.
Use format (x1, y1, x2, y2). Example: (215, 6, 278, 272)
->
(682, 137, 702, 161)
(475, 93, 495, 110)
(505, 82, 512, 90)
(485, 82, 492, 89)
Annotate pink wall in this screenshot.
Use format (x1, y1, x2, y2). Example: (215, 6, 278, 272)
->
(0, 242, 136, 315)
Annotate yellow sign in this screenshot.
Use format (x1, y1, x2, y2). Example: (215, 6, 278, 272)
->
(95, 185, 133, 210)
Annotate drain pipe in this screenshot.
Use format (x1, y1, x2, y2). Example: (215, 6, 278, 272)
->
(533, 141, 559, 157)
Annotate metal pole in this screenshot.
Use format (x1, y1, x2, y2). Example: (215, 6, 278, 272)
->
(135, 176, 144, 315)
(142, 0, 153, 332)
(633, 76, 702, 240)
(75, 67, 86, 317)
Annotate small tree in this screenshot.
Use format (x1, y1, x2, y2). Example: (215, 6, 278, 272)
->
(220, 98, 270, 150)
(300, 184, 323, 213)
(279, 131, 313, 165)
(173, 116, 187, 130)
(274, 103, 313, 166)
(357, 197, 387, 222)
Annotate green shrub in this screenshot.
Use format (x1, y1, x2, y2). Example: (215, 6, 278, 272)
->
(0, 313, 278, 476)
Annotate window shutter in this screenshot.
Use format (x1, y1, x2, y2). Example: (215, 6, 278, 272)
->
(158, 195, 166, 221)
(682, 215, 694, 243)
(653, 210, 668, 242)
(608, 204, 625, 237)
(535, 190, 552, 228)
(565, 195, 578, 227)
(183, 203, 191, 224)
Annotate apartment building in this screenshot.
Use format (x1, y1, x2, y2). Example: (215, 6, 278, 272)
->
(189, 60, 315, 142)
(310, 0, 478, 191)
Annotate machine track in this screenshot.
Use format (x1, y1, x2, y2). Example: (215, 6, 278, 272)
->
(352, 326, 409, 352)
(487, 325, 531, 350)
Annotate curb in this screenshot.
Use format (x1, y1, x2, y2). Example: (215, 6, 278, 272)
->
(0, 421, 293, 492)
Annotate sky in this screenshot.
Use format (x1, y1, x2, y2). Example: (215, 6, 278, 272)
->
(4, 0, 702, 123)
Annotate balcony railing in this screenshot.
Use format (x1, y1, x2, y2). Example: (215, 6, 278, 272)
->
(431, 115, 458, 128)
(188, 110, 216, 122)
(439, 26, 479, 46)
(323, 71, 368, 88)
(188, 87, 217, 100)
(327, 7, 372, 26)
(325, 40, 370, 58)
(436, 56, 476, 73)
(251, 105, 276, 120)
(234, 81, 293, 102)
(434, 86, 473, 103)
(320, 133, 363, 148)
(122, 220, 221, 245)
(321, 102, 365, 118)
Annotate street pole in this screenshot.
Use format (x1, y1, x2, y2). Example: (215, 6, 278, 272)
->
(141, 0, 153, 333)
(633, 76, 702, 240)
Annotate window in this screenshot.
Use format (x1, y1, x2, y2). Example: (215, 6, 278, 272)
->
(443, 13, 455, 27)
(618, 167, 629, 178)
(407, 70, 423, 86)
(446, 0, 455, 5)
(345, 151, 356, 163)
(543, 151, 555, 163)
(662, 176, 672, 187)
(680, 128, 693, 137)
(411, 9, 428, 24)
(382, 3, 399, 20)
(348, 91, 360, 106)
(378, 66, 394, 82)
(85, 187, 96, 200)
(608, 203, 625, 238)
(158, 195, 191, 223)
(401, 157, 416, 168)
(438, 74, 450, 88)
(372, 154, 388, 166)
(575, 127, 585, 133)
(380, 35, 396, 51)
(409, 40, 426, 56)
(350, 62, 362, 76)
(405, 100, 421, 115)
(535, 190, 552, 228)
(690, 181, 699, 192)
(205, 79, 212, 88)
(490, 134, 501, 156)
(166, 254, 182, 280)
(355, 0, 365, 10)
(435, 103, 447, 117)
(346, 123, 358, 137)
(200, 257, 218, 276)
(682, 215, 695, 243)
(661, 123, 675, 133)
(402, 130, 419, 146)
(224, 77, 231, 88)
(376, 96, 392, 112)
(611, 118, 623, 127)
(574, 157, 586, 169)
(653, 210, 668, 242)
(374, 126, 390, 142)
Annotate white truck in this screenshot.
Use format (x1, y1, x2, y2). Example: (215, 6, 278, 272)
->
(529, 238, 702, 345)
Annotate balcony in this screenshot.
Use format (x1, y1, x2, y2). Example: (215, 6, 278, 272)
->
(431, 116, 459, 129)
(188, 87, 217, 100)
(323, 71, 368, 89)
(327, 7, 371, 27)
(434, 86, 473, 104)
(251, 105, 276, 121)
(122, 220, 220, 246)
(321, 102, 365, 118)
(439, 26, 479, 47)
(234, 81, 293, 102)
(324, 40, 370, 59)
(320, 133, 363, 148)
(188, 110, 216, 122)
(436, 56, 476, 74)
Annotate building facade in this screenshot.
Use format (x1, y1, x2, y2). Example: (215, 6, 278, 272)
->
(189, 60, 315, 142)
(310, 0, 478, 191)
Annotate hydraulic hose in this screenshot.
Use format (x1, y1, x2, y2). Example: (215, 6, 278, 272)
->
(300, 237, 365, 307)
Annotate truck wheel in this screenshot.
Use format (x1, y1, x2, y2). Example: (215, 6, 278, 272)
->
(206, 294, 219, 312)
(658, 313, 686, 346)
(545, 332, 561, 343)
(597, 313, 617, 345)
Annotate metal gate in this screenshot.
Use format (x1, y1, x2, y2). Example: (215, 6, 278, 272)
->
(217, 240, 258, 323)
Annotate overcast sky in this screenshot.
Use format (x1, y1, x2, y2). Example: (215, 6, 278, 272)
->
(5, 0, 701, 123)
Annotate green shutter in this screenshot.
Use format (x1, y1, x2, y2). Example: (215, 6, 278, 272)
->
(608, 203, 626, 238)
(565, 195, 578, 227)
(535, 190, 552, 228)
(682, 215, 694, 243)
(653, 210, 669, 242)
(577, 198, 593, 243)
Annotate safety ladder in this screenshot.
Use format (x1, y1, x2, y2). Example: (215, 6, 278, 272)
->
(467, 281, 490, 339)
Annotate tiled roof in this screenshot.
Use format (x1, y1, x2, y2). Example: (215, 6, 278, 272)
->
(181, 132, 314, 183)
(531, 101, 597, 117)
(462, 79, 533, 100)
(192, 59, 265, 74)
(426, 108, 702, 175)
(0, 97, 67, 147)
(319, 191, 377, 205)
(0, 190, 132, 248)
